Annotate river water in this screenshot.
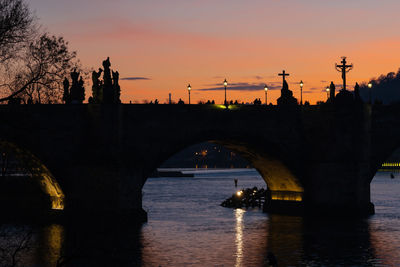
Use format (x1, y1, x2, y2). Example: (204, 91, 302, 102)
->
(1, 169, 399, 266)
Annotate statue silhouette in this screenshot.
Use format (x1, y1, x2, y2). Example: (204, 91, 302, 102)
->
(102, 57, 113, 104)
(277, 80, 298, 107)
(69, 69, 85, 104)
(354, 82, 363, 104)
(112, 70, 121, 103)
(92, 68, 103, 103)
(62, 77, 70, 104)
(329, 82, 336, 100)
(102, 57, 111, 71)
(70, 69, 79, 85)
(112, 71, 119, 85)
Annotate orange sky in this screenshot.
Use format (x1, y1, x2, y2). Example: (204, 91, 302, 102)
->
(30, 0, 400, 104)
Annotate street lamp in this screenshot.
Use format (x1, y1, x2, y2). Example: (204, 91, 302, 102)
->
(368, 82, 373, 104)
(187, 84, 191, 104)
(300, 80, 304, 105)
(264, 84, 268, 105)
(223, 79, 228, 106)
(326, 86, 330, 100)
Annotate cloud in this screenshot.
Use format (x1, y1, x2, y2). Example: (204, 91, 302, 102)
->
(303, 90, 316, 93)
(198, 82, 281, 91)
(289, 81, 302, 85)
(120, 77, 151, 81)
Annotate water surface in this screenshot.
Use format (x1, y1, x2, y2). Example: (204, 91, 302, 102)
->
(1, 170, 399, 266)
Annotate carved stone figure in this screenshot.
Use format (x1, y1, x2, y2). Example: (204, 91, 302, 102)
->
(354, 82, 363, 104)
(112, 70, 121, 103)
(62, 77, 70, 104)
(69, 69, 85, 104)
(329, 81, 336, 100)
(92, 68, 103, 103)
(102, 57, 113, 104)
(277, 80, 298, 107)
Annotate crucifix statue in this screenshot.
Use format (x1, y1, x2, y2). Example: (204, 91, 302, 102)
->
(335, 57, 353, 91)
(279, 70, 290, 85)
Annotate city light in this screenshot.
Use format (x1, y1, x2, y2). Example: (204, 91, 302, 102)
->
(264, 84, 268, 105)
(224, 79, 228, 106)
(300, 80, 304, 105)
(326, 86, 330, 100)
(187, 84, 191, 104)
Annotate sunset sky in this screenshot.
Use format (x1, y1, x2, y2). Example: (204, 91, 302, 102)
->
(30, 0, 400, 104)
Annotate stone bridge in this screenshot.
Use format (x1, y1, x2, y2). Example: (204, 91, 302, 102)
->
(1, 104, 399, 220)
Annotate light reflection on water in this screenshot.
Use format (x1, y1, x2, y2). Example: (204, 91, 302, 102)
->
(36, 224, 64, 267)
(235, 209, 244, 267)
(0, 170, 400, 266)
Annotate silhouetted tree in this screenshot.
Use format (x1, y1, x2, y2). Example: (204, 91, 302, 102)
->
(0, 33, 78, 103)
(0, 0, 35, 63)
(0, 0, 79, 103)
(359, 69, 400, 104)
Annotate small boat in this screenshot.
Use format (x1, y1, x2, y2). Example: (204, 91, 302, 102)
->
(390, 173, 395, 179)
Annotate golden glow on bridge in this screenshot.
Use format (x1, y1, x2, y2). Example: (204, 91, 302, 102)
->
(382, 162, 400, 168)
(0, 141, 65, 210)
(271, 191, 303, 202)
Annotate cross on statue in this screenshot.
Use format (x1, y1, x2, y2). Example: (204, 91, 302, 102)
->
(279, 70, 290, 84)
(335, 57, 353, 90)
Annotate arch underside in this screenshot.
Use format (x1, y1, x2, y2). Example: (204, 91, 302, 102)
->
(210, 141, 304, 201)
(0, 141, 64, 210)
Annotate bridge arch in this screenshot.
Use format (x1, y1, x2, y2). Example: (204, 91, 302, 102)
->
(0, 140, 65, 211)
(144, 137, 304, 201)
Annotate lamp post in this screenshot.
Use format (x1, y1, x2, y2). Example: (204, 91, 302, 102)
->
(187, 84, 191, 104)
(326, 86, 330, 100)
(224, 79, 228, 106)
(368, 82, 373, 104)
(264, 84, 268, 105)
(300, 80, 304, 105)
